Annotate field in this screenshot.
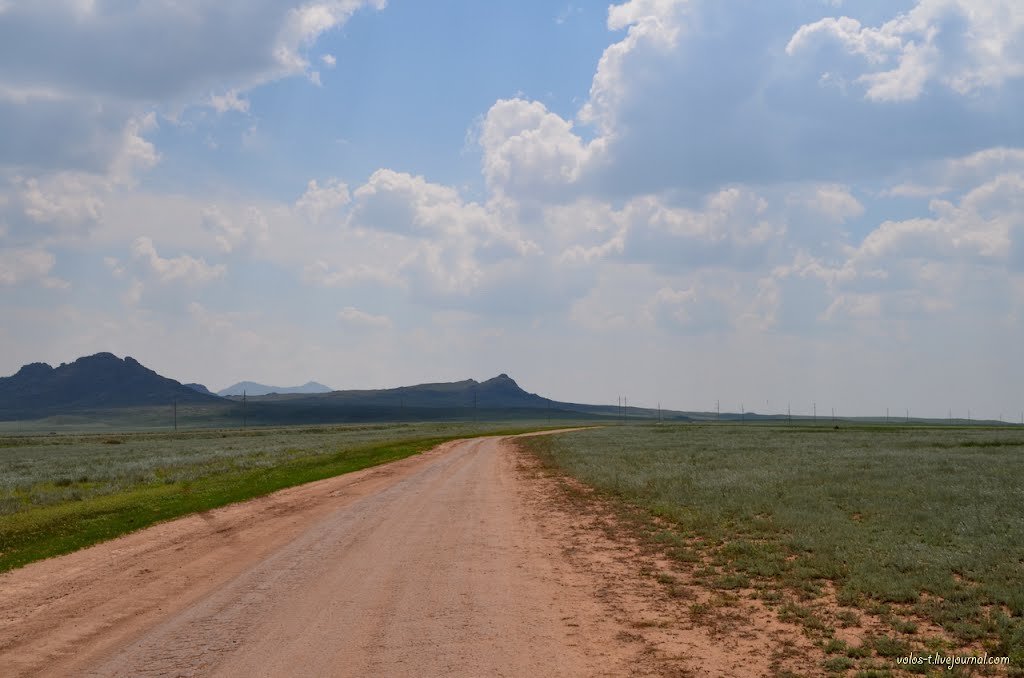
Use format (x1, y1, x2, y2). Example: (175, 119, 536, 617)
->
(519, 423, 1024, 675)
(0, 421, 559, 573)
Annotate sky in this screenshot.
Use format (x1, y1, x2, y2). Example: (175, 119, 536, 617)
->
(2, 0, 1023, 419)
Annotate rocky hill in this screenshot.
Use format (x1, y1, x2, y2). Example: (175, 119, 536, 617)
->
(0, 353, 224, 420)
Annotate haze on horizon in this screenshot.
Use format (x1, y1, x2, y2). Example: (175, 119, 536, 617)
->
(1, 0, 1023, 419)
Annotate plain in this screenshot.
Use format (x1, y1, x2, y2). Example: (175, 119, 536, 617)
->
(518, 423, 1024, 675)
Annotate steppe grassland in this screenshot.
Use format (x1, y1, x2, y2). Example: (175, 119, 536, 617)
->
(0, 422, 550, 572)
(520, 424, 1024, 673)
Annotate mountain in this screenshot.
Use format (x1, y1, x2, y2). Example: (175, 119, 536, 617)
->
(243, 374, 547, 408)
(184, 383, 215, 396)
(217, 381, 333, 397)
(1, 355, 684, 427)
(0, 353, 224, 420)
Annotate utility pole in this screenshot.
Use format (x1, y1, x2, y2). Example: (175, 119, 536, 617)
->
(831, 407, 835, 425)
(624, 396, 628, 424)
(658, 402, 661, 423)
(741, 403, 745, 423)
(243, 390, 247, 429)
(886, 407, 889, 424)
(787, 403, 791, 424)
(173, 396, 177, 432)
(716, 399, 720, 422)
(813, 402, 816, 424)
(968, 410, 971, 425)
(906, 408, 910, 424)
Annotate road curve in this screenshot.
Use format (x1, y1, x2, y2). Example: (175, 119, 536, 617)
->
(0, 433, 643, 677)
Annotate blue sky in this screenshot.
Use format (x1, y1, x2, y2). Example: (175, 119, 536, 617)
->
(2, 0, 1023, 418)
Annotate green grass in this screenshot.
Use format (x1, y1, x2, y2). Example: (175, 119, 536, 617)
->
(519, 423, 1024, 670)
(0, 421, 559, 573)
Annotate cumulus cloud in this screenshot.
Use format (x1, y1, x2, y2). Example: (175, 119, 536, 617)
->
(478, 98, 602, 202)
(16, 174, 104, 230)
(131, 237, 226, 284)
(768, 161, 1024, 329)
(620, 187, 783, 271)
(0, 1, 383, 187)
(0, 1, 384, 105)
(295, 178, 351, 224)
(201, 206, 269, 253)
(581, 0, 690, 133)
(209, 90, 250, 114)
(787, 0, 1024, 101)
(348, 169, 538, 258)
(466, 0, 1022, 201)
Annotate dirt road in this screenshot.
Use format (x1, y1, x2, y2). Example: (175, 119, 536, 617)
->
(2, 433, 823, 677)
(0, 434, 671, 677)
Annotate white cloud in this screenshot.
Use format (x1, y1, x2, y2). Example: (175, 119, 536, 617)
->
(295, 178, 351, 223)
(619, 187, 782, 271)
(109, 113, 160, 185)
(131, 237, 226, 284)
(0, 0, 383, 190)
(338, 306, 392, 328)
(787, 0, 1024, 101)
(321, 53, 337, 67)
(787, 184, 864, 223)
(0, 247, 67, 288)
(582, 0, 689, 133)
(209, 90, 250, 114)
(17, 174, 104, 230)
(478, 99, 601, 202)
(0, 112, 159, 245)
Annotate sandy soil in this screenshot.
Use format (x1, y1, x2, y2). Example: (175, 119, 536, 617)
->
(0, 433, 822, 677)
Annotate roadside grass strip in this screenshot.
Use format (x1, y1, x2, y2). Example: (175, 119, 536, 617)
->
(518, 424, 1024, 675)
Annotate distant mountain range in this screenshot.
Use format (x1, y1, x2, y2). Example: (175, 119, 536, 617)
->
(0, 353, 223, 420)
(217, 381, 333, 397)
(0, 352, 690, 425)
(240, 373, 545, 407)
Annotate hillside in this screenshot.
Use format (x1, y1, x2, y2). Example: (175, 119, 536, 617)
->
(0, 353, 224, 420)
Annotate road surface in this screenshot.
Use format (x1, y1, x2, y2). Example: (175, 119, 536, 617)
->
(0, 433, 673, 677)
